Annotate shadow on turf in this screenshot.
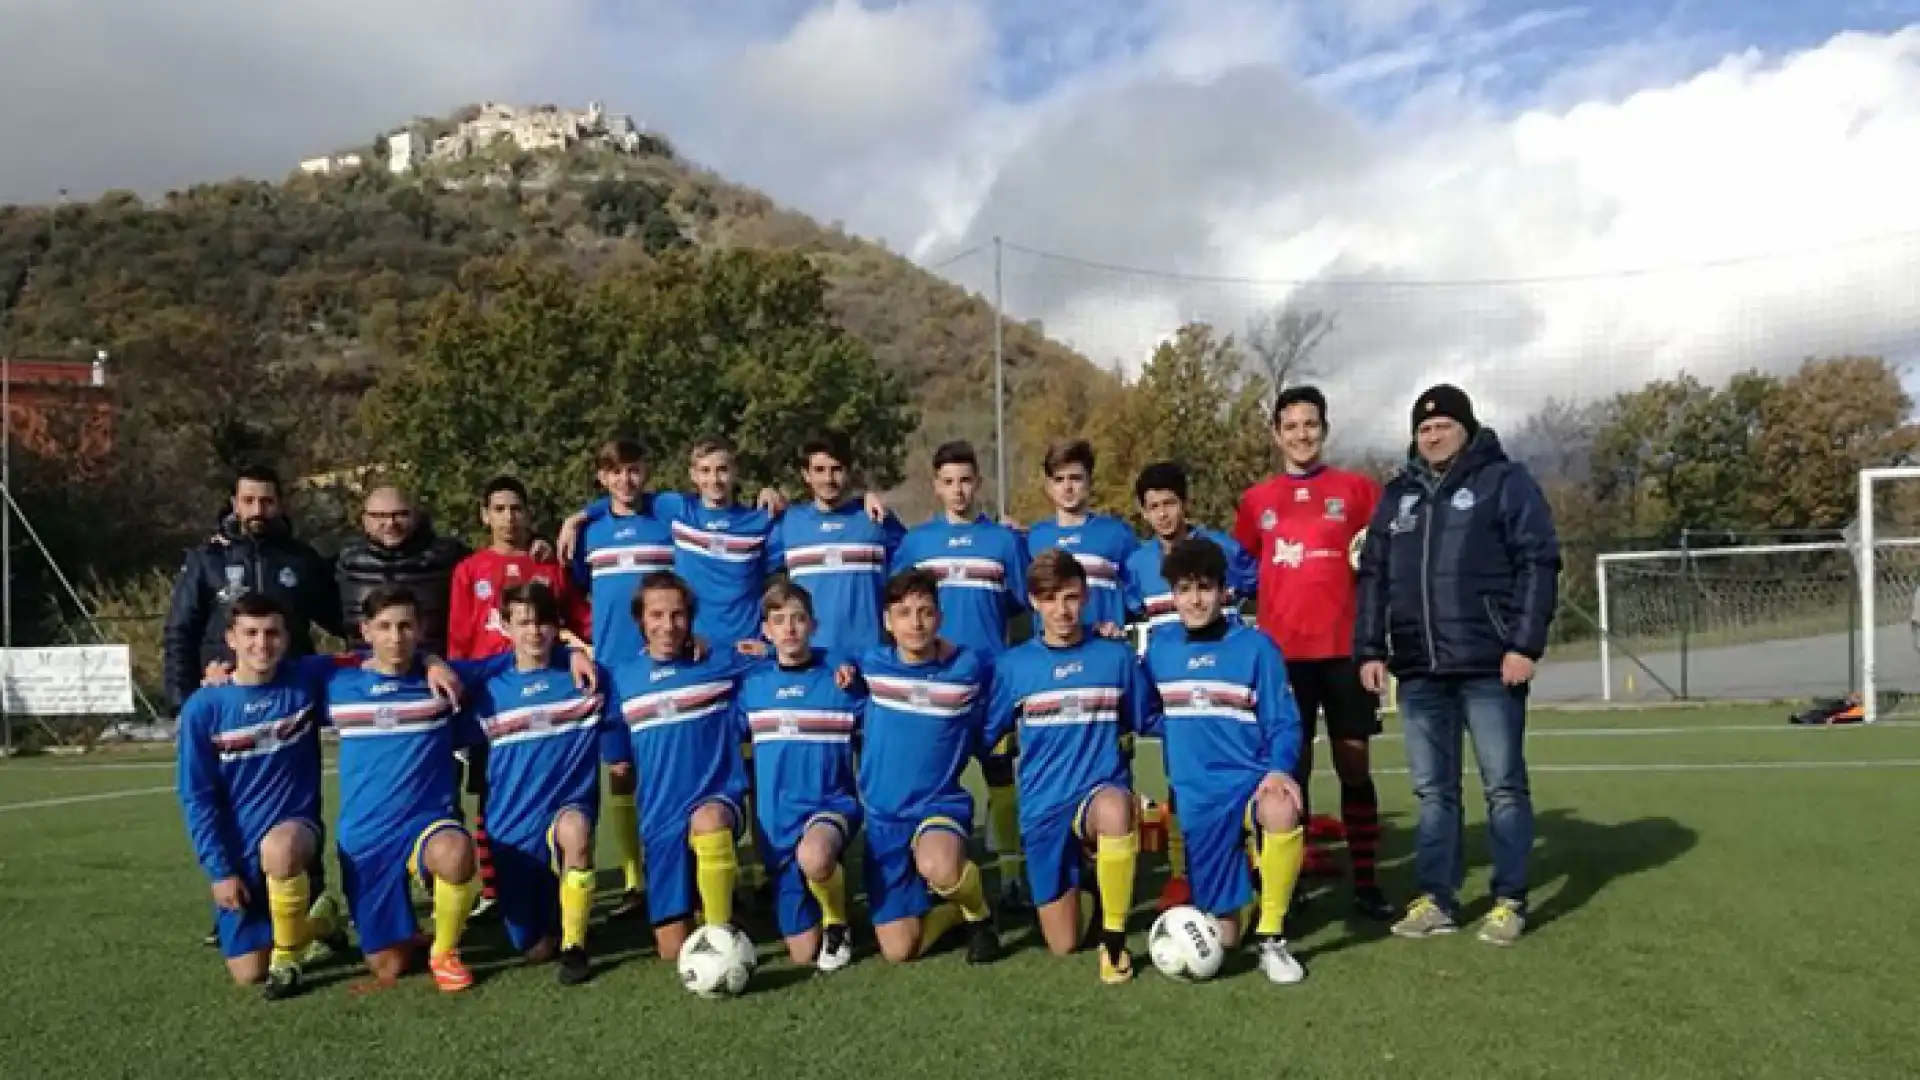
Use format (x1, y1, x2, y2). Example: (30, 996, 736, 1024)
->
(1456, 809, 1698, 931)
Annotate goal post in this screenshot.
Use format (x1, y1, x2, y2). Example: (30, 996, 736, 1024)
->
(1856, 466, 1920, 722)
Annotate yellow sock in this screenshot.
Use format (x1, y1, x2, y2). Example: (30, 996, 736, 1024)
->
(690, 829, 738, 928)
(808, 865, 849, 928)
(919, 901, 963, 951)
(607, 791, 642, 893)
(1166, 809, 1188, 879)
(934, 860, 991, 923)
(432, 875, 478, 958)
(738, 827, 766, 890)
(987, 784, 1023, 880)
(1256, 827, 1305, 937)
(265, 872, 312, 966)
(1096, 832, 1138, 934)
(560, 868, 595, 950)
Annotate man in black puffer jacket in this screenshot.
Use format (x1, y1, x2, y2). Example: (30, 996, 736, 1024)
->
(1353, 384, 1560, 948)
(333, 486, 470, 655)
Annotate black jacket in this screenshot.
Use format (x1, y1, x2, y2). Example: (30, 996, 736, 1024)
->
(1353, 429, 1561, 678)
(163, 515, 343, 709)
(334, 521, 469, 654)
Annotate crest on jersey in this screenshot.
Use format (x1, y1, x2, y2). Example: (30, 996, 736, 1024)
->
(255, 726, 280, 752)
(824, 548, 844, 569)
(1324, 497, 1345, 522)
(474, 579, 493, 600)
(1190, 687, 1212, 711)
(528, 708, 551, 733)
(1061, 692, 1084, 720)
(779, 712, 799, 736)
(949, 564, 968, 583)
(374, 706, 399, 730)
(1451, 489, 1476, 512)
(617, 553, 636, 569)
(658, 697, 679, 720)
(909, 685, 932, 708)
(707, 534, 728, 555)
(1259, 509, 1277, 530)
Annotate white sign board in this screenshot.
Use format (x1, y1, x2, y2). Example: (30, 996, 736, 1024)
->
(1, 646, 135, 716)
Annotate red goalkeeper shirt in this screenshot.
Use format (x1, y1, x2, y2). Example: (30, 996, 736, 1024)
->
(1234, 465, 1380, 662)
(446, 549, 592, 660)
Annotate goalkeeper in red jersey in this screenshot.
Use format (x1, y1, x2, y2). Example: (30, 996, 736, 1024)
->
(1234, 386, 1394, 921)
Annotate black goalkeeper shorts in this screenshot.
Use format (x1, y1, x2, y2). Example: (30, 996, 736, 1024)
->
(1286, 658, 1383, 740)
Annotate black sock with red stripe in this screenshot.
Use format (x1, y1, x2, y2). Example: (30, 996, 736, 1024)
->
(1340, 780, 1380, 889)
(474, 813, 498, 902)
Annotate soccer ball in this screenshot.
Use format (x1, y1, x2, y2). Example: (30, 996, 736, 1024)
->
(1148, 905, 1225, 982)
(677, 925, 755, 999)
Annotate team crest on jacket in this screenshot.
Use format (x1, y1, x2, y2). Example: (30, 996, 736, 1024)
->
(278, 567, 298, 589)
(1324, 497, 1345, 521)
(1451, 489, 1476, 512)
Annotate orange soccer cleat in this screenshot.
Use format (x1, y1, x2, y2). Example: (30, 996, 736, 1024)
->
(429, 950, 474, 993)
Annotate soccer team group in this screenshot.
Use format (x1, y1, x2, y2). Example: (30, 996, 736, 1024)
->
(176, 385, 1404, 999)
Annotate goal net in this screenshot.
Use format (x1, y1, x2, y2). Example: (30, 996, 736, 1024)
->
(1856, 467, 1920, 720)
(1597, 534, 1920, 704)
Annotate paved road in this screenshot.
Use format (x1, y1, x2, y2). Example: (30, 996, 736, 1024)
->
(1533, 623, 1920, 703)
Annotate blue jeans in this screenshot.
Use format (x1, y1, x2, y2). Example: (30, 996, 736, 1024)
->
(1399, 674, 1533, 913)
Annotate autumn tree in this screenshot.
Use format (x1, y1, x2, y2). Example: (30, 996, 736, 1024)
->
(362, 250, 919, 536)
(1755, 355, 1920, 530)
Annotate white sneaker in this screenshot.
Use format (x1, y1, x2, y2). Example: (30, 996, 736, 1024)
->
(817, 924, 853, 973)
(1257, 936, 1306, 985)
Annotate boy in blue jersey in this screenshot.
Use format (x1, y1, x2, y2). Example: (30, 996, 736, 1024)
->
(1022, 439, 1138, 636)
(468, 581, 614, 987)
(891, 439, 1031, 912)
(855, 569, 1001, 965)
(772, 431, 905, 656)
(1141, 537, 1307, 985)
(985, 551, 1148, 984)
(1124, 461, 1259, 911)
(601, 571, 757, 963)
(737, 581, 863, 971)
(175, 593, 346, 1000)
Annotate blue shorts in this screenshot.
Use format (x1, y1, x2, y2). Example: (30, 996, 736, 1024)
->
(863, 804, 972, 927)
(1182, 783, 1261, 919)
(339, 815, 469, 956)
(641, 795, 744, 926)
(213, 817, 324, 960)
(764, 805, 861, 938)
(493, 803, 595, 953)
(1023, 783, 1129, 908)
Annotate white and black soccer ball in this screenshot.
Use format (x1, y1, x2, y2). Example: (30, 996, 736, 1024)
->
(1149, 905, 1225, 982)
(677, 925, 754, 999)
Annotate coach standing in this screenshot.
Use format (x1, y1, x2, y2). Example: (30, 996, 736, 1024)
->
(1353, 385, 1560, 947)
(334, 486, 469, 655)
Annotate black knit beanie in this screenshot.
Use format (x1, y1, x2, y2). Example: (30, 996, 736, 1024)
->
(1411, 384, 1478, 437)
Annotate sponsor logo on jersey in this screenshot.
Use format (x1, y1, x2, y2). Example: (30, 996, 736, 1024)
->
(1259, 509, 1277, 530)
(1272, 539, 1306, 567)
(1052, 661, 1084, 680)
(474, 579, 493, 599)
(777, 684, 807, 699)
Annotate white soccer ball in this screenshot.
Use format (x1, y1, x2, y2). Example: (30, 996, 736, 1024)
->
(1149, 905, 1225, 982)
(677, 925, 754, 999)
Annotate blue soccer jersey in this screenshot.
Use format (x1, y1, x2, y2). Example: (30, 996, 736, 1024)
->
(1124, 526, 1259, 645)
(1025, 513, 1139, 629)
(736, 649, 863, 852)
(581, 493, 778, 651)
(469, 658, 614, 850)
(573, 497, 675, 665)
(984, 635, 1146, 826)
(892, 516, 1028, 656)
(603, 650, 755, 839)
(325, 664, 486, 855)
(175, 655, 334, 883)
(1140, 623, 1301, 813)
(773, 500, 905, 655)
(854, 644, 992, 825)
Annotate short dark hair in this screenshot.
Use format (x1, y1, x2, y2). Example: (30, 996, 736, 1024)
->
(596, 436, 648, 471)
(1134, 461, 1189, 504)
(801, 431, 852, 468)
(482, 475, 528, 505)
(1273, 385, 1328, 428)
(1042, 438, 1095, 478)
(500, 581, 560, 626)
(1027, 548, 1087, 599)
(234, 464, 282, 494)
(360, 584, 420, 622)
(1160, 537, 1227, 591)
(226, 591, 286, 629)
(931, 440, 978, 472)
(884, 568, 941, 609)
(761, 580, 815, 620)
(631, 570, 696, 624)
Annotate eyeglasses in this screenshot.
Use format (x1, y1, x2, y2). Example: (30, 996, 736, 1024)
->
(365, 510, 413, 522)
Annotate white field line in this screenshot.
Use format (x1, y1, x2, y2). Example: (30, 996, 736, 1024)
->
(0, 768, 340, 815)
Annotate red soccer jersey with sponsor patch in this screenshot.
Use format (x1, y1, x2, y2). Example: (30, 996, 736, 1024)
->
(1234, 466, 1380, 661)
(447, 549, 592, 660)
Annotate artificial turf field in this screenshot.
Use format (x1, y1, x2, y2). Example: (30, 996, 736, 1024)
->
(3, 704, 1918, 1080)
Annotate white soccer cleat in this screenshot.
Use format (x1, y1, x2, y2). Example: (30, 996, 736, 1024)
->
(1256, 937, 1306, 985)
(816, 924, 853, 973)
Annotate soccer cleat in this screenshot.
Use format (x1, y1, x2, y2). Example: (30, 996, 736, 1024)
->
(817, 924, 854, 973)
(609, 888, 646, 921)
(1255, 935, 1306, 985)
(998, 876, 1033, 916)
(429, 950, 474, 993)
(1099, 945, 1135, 985)
(556, 947, 592, 986)
(302, 894, 350, 964)
(202, 924, 220, 949)
(260, 961, 305, 1002)
(1476, 900, 1526, 946)
(1156, 876, 1192, 912)
(1352, 885, 1395, 922)
(1390, 895, 1458, 939)
(468, 894, 497, 922)
(964, 920, 1002, 965)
